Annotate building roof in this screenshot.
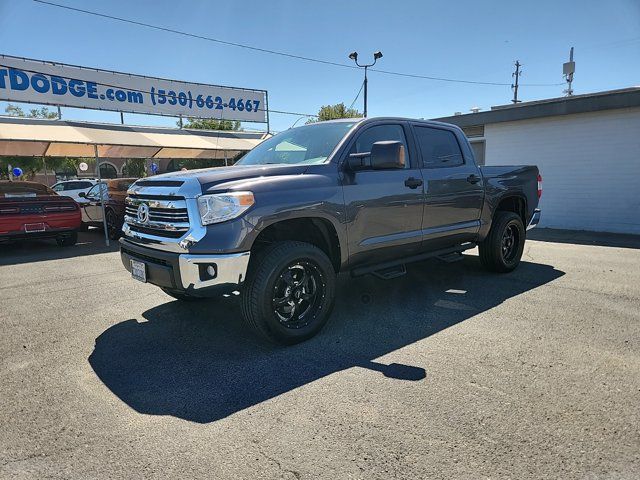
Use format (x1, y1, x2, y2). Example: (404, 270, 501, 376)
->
(434, 87, 640, 127)
(0, 117, 270, 159)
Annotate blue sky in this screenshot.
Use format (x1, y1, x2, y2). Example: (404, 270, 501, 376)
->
(0, 0, 638, 132)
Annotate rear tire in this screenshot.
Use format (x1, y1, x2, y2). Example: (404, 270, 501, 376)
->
(56, 231, 78, 247)
(161, 288, 205, 302)
(241, 241, 336, 345)
(478, 211, 525, 273)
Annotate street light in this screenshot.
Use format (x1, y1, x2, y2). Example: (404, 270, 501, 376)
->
(348, 51, 383, 117)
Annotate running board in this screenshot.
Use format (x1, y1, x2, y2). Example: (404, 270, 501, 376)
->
(436, 251, 465, 263)
(372, 264, 407, 280)
(351, 243, 476, 278)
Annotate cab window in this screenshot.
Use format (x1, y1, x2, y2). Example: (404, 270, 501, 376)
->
(349, 124, 410, 168)
(414, 126, 464, 168)
(86, 183, 106, 198)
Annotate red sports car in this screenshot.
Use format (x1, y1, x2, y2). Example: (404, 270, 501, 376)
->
(0, 180, 81, 246)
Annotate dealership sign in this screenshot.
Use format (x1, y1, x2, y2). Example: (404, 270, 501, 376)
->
(0, 55, 267, 123)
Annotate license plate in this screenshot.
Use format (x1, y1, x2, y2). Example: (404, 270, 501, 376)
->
(24, 223, 46, 233)
(130, 259, 147, 282)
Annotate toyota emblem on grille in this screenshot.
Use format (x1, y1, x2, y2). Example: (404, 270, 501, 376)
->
(136, 203, 150, 224)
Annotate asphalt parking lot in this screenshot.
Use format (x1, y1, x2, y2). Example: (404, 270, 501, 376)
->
(1, 230, 639, 479)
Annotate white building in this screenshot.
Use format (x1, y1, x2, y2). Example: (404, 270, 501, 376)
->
(436, 88, 640, 235)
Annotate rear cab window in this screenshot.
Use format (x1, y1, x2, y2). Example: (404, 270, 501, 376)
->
(413, 126, 464, 168)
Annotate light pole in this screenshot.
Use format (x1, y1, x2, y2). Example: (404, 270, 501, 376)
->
(348, 51, 383, 117)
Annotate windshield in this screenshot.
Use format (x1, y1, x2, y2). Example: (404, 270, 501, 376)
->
(0, 182, 55, 197)
(236, 121, 356, 166)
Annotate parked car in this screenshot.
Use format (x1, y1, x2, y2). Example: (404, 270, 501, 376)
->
(78, 178, 137, 239)
(0, 180, 81, 246)
(120, 118, 541, 344)
(51, 179, 98, 204)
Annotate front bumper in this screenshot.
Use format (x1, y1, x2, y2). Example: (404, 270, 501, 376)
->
(527, 208, 541, 230)
(120, 239, 250, 295)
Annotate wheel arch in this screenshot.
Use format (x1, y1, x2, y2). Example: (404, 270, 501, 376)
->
(250, 216, 344, 272)
(495, 194, 527, 226)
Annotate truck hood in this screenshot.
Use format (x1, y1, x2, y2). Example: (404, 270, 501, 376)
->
(151, 164, 308, 192)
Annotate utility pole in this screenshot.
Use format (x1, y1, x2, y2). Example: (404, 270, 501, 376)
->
(563, 47, 575, 96)
(511, 61, 522, 104)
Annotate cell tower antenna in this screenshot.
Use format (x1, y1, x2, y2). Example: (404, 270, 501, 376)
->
(563, 47, 575, 96)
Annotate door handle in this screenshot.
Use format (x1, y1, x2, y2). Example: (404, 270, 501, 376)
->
(466, 174, 481, 184)
(404, 177, 423, 189)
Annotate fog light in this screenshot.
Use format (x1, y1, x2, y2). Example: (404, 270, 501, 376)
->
(198, 263, 217, 281)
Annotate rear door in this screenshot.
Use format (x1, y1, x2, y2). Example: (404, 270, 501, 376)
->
(341, 122, 425, 266)
(412, 124, 484, 249)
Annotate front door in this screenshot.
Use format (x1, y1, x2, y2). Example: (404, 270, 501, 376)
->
(82, 183, 106, 223)
(341, 122, 425, 267)
(411, 124, 484, 249)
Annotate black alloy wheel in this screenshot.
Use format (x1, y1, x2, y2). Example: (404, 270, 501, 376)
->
(501, 223, 520, 263)
(272, 261, 325, 330)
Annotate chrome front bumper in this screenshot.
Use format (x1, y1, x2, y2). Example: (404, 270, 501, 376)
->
(527, 209, 541, 230)
(178, 252, 250, 290)
(120, 240, 250, 292)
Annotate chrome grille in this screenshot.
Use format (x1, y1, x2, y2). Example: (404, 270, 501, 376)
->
(124, 195, 190, 237)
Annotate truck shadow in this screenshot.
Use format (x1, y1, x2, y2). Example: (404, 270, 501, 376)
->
(89, 256, 564, 423)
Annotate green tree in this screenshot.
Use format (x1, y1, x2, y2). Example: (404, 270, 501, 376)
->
(5, 104, 58, 119)
(122, 159, 146, 177)
(180, 118, 241, 131)
(307, 103, 363, 124)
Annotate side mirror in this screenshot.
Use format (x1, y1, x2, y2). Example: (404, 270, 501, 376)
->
(78, 192, 86, 198)
(370, 141, 406, 169)
(346, 152, 370, 171)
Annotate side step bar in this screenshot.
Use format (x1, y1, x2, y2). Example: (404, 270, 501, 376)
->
(351, 242, 476, 278)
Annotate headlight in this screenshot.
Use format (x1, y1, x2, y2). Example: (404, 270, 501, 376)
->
(197, 191, 254, 225)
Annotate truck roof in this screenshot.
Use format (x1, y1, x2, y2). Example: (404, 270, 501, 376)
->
(320, 116, 460, 130)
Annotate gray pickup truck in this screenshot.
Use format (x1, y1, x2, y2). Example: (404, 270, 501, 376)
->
(120, 117, 541, 344)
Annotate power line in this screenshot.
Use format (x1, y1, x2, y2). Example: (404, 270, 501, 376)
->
(33, 0, 563, 87)
(371, 67, 562, 87)
(0, 62, 318, 118)
(348, 81, 364, 110)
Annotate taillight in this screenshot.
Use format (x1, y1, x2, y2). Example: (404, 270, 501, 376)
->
(537, 174, 542, 198)
(0, 206, 20, 214)
(43, 204, 77, 212)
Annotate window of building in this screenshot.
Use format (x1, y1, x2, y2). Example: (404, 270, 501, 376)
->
(414, 126, 464, 167)
(462, 125, 485, 138)
(99, 163, 118, 179)
(470, 141, 486, 166)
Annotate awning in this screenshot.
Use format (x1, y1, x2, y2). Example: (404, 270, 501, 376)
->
(0, 117, 269, 159)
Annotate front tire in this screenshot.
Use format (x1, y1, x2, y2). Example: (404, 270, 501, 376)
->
(241, 241, 336, 345)
(478, 211, 525, 273)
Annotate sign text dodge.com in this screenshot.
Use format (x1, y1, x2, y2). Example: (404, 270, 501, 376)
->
(0, 55, 267, 123)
